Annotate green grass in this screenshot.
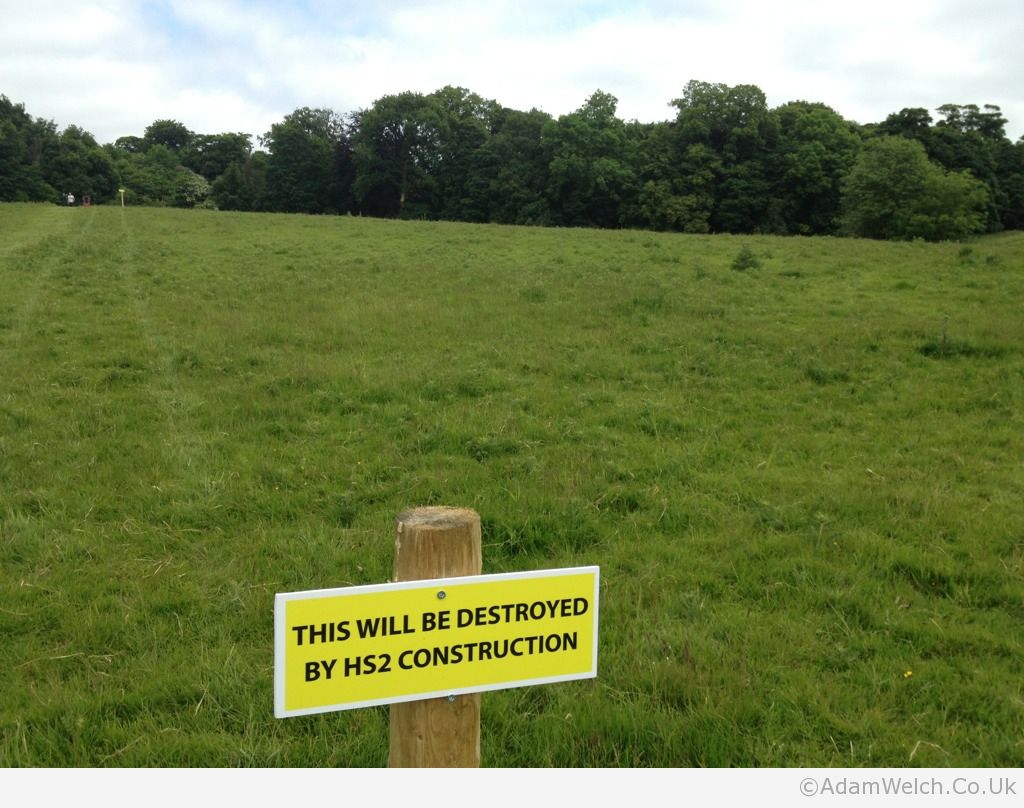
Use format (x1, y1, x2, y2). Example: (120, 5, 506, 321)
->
(1, 203, 1022, 766)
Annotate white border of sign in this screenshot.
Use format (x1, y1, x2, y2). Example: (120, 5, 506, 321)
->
(274, 566, 600, 718)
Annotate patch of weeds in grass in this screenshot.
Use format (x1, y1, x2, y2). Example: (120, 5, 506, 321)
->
(691, 305, 727, 320)
(592, 486, 644, 515)
(519, 285, 547, 303)
(358, 387, 398, 405)
(172, 350, 201, 371)
(453, 370, 506, 399)
(918, 319, 1009, 360)
(731, 245, 761, 271)
(334, 493, 361, 527)
(918, 337, 1004, 360)
(464, 435, 524, 463)
(805, 363, 851, 385)
(312, 389, 359, 415)
(890, 560, 956, 599)
(1, 406, 33, 429)
(621, 285, 673, 316)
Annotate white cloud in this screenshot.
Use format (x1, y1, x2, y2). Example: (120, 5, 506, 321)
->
(1, 0, 1021, 143)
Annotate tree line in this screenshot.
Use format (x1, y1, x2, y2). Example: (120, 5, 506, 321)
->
(3, 82, 1023, 240)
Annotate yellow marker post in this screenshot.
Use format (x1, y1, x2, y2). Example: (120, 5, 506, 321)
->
(274, 566, 599, 718)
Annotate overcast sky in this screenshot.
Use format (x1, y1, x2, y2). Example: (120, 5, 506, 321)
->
(2, 0, 1022, 146)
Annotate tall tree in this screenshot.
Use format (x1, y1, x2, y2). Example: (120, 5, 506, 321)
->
(931, 104, 1007, 229)
(262, 107, 347, 214)
(544, 90, 636, 228)
(463, 106, 552, 225)
(881, 104, 1012, 230)
(427, 86, 498, 221)
(351, 92, 443, 217)
(619, 120, 709, 232)
(0, 95, 59, 201)
(841, 136, 988, 241)
(671, 81, 780, 233)
(112, 135, 146, 154)
(772, 101, 862, 234)
(184, 133, 252, 181)
(877, 107, 934, 148)
(43, 125, 119, 202)
(144, 119, 194, 152)
(111, 144, 181, 205)
(995, 137, 1024, 230)
(211, 151, 268, 212)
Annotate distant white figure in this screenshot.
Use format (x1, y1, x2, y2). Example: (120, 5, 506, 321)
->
(67, 193, 75, 206)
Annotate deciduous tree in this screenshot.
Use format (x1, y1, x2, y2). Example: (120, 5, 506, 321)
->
(43, 125, 119, 202)
(772, 101, 861, 234)
(262, 107, 347, 214)
(671, 81, 779, 232)
(351, 92, 443, 217)
(0, 95, 59, 201)
(144, 119, 194, 152)
(544, 90, 637, 228)
(184, 133, 252, 181)
(463, 106, 552, 225)
(841, 136, 988, 241)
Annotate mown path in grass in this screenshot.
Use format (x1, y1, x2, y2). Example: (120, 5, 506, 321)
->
(1, 204, 1022, 766)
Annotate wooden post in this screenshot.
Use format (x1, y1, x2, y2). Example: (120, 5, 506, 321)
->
(388, 506, 482, 767)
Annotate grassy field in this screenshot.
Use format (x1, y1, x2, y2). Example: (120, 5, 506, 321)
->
(1, 202, 1022, 767)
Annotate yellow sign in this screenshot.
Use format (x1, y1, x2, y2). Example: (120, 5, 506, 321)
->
(274, 567, 599, 717)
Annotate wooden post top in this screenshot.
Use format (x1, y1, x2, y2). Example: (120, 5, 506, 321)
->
(393, 507, 482, 583)
(396, 506, 480, 530)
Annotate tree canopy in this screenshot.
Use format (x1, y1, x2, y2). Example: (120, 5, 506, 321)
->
(2, 86, 1023, 240)
(261, 107, 347, 214)
(841, 137, 989, 240)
